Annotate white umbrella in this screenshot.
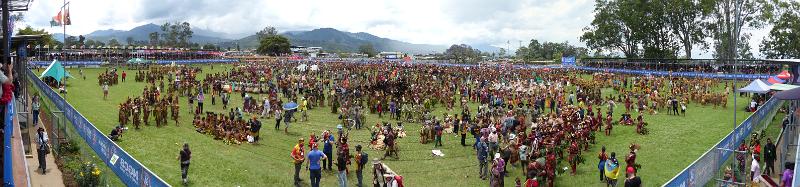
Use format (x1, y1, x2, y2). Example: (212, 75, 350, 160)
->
(310, 64, 319, 71)
(296, 64, 308, 71)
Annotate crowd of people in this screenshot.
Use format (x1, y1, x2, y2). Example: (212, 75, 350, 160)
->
(96, 56, 762, 186)
(582, 59, 784, 75)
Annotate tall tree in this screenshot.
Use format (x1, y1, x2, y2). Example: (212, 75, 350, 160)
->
(581, 0, 640, 58)
(64, 36, 78, 47)
(701, 0, 774, 60)
(108, 38, 121, 47)
(256, 26, 278, 41)
(257, 35, 291, 56)
(16, 26, 59, 47)
(78, 35, 85, 46)
(149, 32, 159, 46)
(126, 36, 134, 46)
(445, 44, 480, 63)
(760, 1, 800, 58)
(664, 0, 706, 58)
(358, 43, 377, 57)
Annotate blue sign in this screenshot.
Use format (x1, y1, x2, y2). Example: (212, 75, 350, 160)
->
(27, 69, 168, 187)
(664, 98, 781, 186)
(561, 56, 576, 66)
(3, 96, 14, 186)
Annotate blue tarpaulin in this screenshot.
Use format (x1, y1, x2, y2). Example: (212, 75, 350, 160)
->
(39, 60, 73, 82)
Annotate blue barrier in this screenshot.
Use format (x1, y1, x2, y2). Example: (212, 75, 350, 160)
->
(154, 59, 237, 64)
(29, 61, 105, 66)
(26, 69, 168, 187)
(664, 98, 782, 186)
(29, 59, 239, 67)
(3, 95, 14, 186)
(285, 59, 770, 80)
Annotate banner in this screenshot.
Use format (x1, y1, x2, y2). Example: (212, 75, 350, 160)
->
(664, 98, 782, 187)
(561, 56, 576, 66)
(26, 69, 168, 187)
(3, 96, 14, 186)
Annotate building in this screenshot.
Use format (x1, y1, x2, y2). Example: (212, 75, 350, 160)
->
(379, 51, 404, 59)
(290, 46, 323, 57)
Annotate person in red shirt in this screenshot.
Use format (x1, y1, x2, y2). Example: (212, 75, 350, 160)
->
(121, 71, 127, 82)
(291, 138, 305, 185)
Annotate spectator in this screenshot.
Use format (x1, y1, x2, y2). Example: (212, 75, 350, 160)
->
(782, 162, 793, 187)
(109, 126, 122, 141)
(32, 94, 40, 126)
(336, 151, 348, 187)
(765, 138, 777, 176)
(306, 143, 326, 187)
(624, 166, 641, 187)
(178, 143, 191, 185)
(36, 127, 49, 174)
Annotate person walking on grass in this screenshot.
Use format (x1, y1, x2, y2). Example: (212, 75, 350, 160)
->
(197, 90, 205, 114)
(355, 145, 368, 187)
(36, 127, 49, 174)
(292, 138, 306, 186)
(307, 143, 327, 187)
(178, 143, 192, 185)
(337, 150, 348, 187)
(102, 82, 109, 100)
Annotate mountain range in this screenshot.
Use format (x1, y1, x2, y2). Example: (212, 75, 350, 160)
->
(53, 23, 503, 54)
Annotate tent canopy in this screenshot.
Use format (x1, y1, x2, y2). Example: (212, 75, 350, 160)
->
(770, 83, 800, 91)
(738, 79, 771, 94)
(127, 58, 149, 64)
(39, 60, 73, 82)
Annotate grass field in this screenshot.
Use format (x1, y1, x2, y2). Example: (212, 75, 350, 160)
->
(34, 64, 758, 186)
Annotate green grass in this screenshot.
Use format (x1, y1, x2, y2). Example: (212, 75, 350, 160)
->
(37, 64, 757, 186)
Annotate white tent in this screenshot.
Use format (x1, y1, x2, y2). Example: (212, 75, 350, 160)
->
(738, 79, 771, 94)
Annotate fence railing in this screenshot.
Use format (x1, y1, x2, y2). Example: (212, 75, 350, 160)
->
(664, 98, 783, 186)
(3, 95, 15, 186)
(26, 68, 169, 187)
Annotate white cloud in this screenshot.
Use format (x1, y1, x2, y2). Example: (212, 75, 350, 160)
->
(17, 0, 770, 56)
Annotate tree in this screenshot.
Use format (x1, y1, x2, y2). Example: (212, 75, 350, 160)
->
(64, 36, 78, 47)
(358, 43, 377, 57)
(149, 32, 159, 46)
(126, 36, 134, 45)
(78, 35, 85, 46)
(664, 0, 706, 58)
(160, 22, 193, 47)
(702, 0, 774, 60)
(108, 38, 121, 47)
(498, 48, 506, 57)
(445, 44, 480, 63)
(256, 26, 278, 41)
(760, 1, 800, 58)
(581, 0, 640, 58)
(16, 26, 59, 47)
(202, 43, 218, 50)
(257, 35, 291, 56)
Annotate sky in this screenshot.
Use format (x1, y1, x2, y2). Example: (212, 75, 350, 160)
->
(19, 0, 769, 57)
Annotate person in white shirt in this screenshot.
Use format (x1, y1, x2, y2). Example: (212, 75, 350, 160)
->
(751, 154, 762, 184)
(36, 127, 49, 174)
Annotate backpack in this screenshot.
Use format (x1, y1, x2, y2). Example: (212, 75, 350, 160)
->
(359, 152, 368, 166)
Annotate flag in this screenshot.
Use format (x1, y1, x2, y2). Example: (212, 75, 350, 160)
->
(63, 7, 71, 25)
(51, 10, 63, 26)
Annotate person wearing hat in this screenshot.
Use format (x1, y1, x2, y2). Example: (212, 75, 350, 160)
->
(36, 127, 49, 174)
(491, 153, 506, 187)
(307, 143, 327, 187)
(291, 138, 306, 185)
(623, 166, 641, 187)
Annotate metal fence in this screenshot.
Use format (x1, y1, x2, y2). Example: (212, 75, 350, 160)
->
(664, 98, 783, 186)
